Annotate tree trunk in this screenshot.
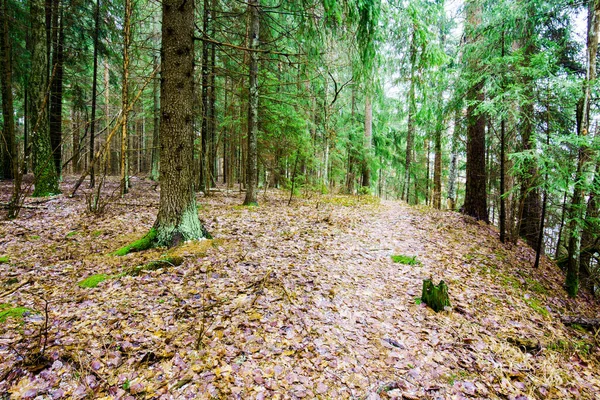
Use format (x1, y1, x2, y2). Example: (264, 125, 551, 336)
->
(31, 0, 60, 197)
(121, 0, 131, 196)
(199, 0, 210, 192)
(243, 0, 259, 206)
(433, 129, 442, 209)
(89, 0, 100, 187)
(154, 0, 207, 246)
(0, 0, 16, 180)
(463, 0, 488, 222)
(447, 109, 460, 210)
(404, 30, 417, 202)
(361, 93, 372, 189)
(49, 0, 63, 176)
(150, 50, 160, 181)
(566, 0, 599, 297)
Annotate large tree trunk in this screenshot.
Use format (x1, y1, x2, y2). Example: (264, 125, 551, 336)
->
(199, 0, 210, 192)
(0, 0, 15, 180)
(154, 0, 206, 246)
(243, 0, 259, 206)
(89, 0, 100, 187)
(462, 0, 488, 222)
(566, 0, 599, 297)
(49, 0, 63, 176)
(31, 0, 60, 197)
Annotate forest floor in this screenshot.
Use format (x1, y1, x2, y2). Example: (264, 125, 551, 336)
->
(0, 176, 599, 400)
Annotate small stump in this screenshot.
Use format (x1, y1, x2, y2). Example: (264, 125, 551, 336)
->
(421, 279, 451, 312)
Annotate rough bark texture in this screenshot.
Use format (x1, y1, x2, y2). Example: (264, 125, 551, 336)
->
(154, 0, 206, 247)
(31, 0, 60, 197)
(49, 0, 63, 176)
(243, 0, 259, 206)
(463, 0, 488, 222)
(0, 0, 16, 180)
(421, 279, 451, 312)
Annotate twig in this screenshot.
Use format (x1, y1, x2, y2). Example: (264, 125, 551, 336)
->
(0, 279, 34, 299)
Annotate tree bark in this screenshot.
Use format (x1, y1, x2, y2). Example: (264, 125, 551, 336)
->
(447, 109, 460, 210)
(0, 0, 16, 180)
(463, 0, 488, 222)
(243, 0, 259, 206)
(121, 0, 131, 196)
(89, 0, 100, 187)
(404, 30, 417, 202)
(49, 0, 63, 176)
(154, 0, 207, 247)
(31, 0, 60, 197)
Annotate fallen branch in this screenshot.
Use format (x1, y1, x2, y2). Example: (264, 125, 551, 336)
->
(1, 279, 34, 299)
(561, 315, 600, 330)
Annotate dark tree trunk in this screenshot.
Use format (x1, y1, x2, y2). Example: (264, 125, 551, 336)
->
(447, 109, 460, 210)
(154, 0, 207, 246)
(31, 0, 60, 197)
(243, 0, 259, 206)
(463, 0, 488, 222)
(199, 0, 209, 192)
(404, 30, 417, 202)
(89, 0, 100, 187)
(121, 0, 131, 195)
(49, 0, 63, 176)
(0, 0, 16, 180)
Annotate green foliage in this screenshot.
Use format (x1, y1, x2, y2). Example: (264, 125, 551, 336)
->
(0, 256, 9, 263)
(78, 273, 109, 288)
(391, 254, 420, 266)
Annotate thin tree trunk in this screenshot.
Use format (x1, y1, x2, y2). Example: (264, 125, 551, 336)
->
(404, 30, 417, 202)
(566, 0, 599, 297)
(89, 0, 100, 187)
(361, 93, 372, 188)
(243, 0, 259, 205)
(447, 109, 460, 210)
(121, 0, 131, 196)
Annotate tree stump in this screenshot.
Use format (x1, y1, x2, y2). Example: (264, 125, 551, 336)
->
(421, 279, 451, 312)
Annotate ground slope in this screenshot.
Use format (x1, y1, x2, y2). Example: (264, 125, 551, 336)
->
(0, 177, 599, 399)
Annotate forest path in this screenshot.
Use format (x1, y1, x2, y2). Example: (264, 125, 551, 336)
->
(1, 181, 599, 399)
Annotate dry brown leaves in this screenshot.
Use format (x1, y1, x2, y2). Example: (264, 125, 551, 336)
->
(0, 177, 599, 399)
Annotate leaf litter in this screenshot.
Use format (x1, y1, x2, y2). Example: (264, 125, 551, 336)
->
(0, 177, 599, 399)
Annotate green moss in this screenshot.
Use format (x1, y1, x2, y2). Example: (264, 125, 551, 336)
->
(0, 305, 35, 323)
(128, 256, 184, 276)
(0, 255, 9, 263)
(78, 273, 110, 288)
(30, 235, 40, 240)
(548, 338, 593, 356)
(525, 296, 549, 318)
(92, 230, 103, 237)
(113, 228, 157, 256)
(4, 277, 18, 286)
(501, 275, 521, 290)
(66, 231, 79, 238)
(391, 254, 421, 266)
(525, 277, 548, 294)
